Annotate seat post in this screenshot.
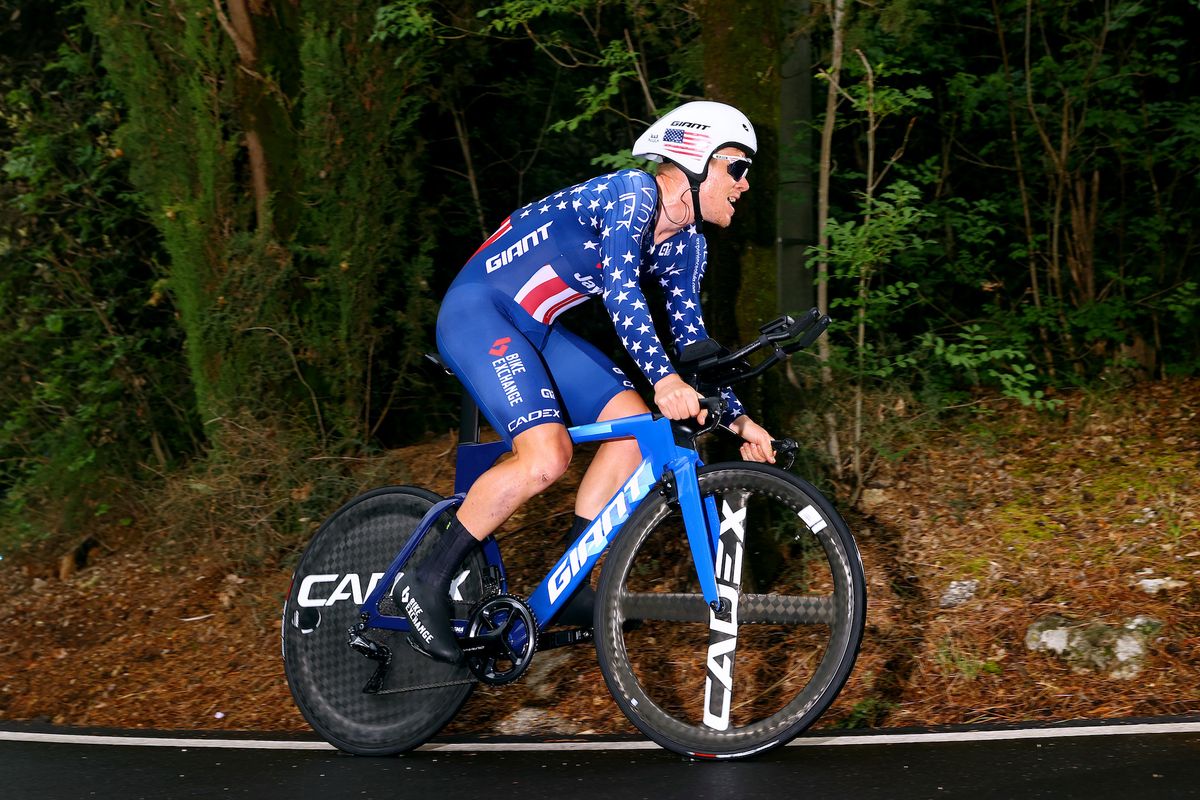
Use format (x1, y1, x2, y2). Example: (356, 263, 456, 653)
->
(426, 351, 482, 445)
(459, 392, 481, 445)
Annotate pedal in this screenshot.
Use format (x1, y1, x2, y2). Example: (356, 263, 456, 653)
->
(537, 627, 594, 650)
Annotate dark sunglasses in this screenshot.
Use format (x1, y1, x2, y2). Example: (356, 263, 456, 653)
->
(712, 153, 752, 181)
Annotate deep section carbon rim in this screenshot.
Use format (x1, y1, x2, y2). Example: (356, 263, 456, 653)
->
(594, 463, 866, 759)
(282, 486, 486, 755)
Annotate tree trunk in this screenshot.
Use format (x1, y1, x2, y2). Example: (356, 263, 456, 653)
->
(816, 0, 847, 477)
(213, 0, 274, 237)
(777, 0, 815, 316)
(695, 0, 785, 434)
(695, 0, 782, 344)
(990, 0, 1056, 375)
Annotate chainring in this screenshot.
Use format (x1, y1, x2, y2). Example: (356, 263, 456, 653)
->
(463, 593, 538, 686)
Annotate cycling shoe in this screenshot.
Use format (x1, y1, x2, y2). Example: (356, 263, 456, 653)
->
(556, 584, 595, 627)
(393, 573, 462, 664)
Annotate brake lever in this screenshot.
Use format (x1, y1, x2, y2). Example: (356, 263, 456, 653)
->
(713, 428, 799, 470)
(697, 396, 724, 435)
(770, 438, 798, 470)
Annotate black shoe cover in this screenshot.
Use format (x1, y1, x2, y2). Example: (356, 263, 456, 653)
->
(393, 573, 461, 664)
(557, 584, 595, 628)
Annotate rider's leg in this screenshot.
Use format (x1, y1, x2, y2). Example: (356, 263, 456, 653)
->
(395, 422, 572, 662)
(455, 421, 573, 539)
(410, 287, 580, 656)
(555, 389, 649, 627)
(536, 321, 647, 520)
(574, 389, 650, 518)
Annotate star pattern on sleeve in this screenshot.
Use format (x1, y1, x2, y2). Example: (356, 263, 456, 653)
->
(581, 171, 677, 387)
(649, 229, 745, 423)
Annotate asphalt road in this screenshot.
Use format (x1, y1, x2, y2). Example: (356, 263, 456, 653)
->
(2, 719, 1198, 800)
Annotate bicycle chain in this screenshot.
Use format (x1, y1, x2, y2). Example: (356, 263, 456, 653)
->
(372, 676, 477, 695)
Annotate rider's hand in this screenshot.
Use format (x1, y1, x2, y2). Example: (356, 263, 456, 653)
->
(729, 415, 776, 464)
(653, 374, 706, 424)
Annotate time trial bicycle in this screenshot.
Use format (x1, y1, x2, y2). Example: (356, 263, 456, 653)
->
(282, 309, 865, 760)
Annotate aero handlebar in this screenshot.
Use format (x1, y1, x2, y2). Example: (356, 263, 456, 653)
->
(677, 308, 831, 393)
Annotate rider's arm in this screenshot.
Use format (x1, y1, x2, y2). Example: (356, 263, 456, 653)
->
(657, 234, 746, 426)
(596, 171, 679, 388)
(727, 414, 776, 464)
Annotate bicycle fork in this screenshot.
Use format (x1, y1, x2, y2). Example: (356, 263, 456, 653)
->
(668, 458, 747, 731)
(700, 488, 748, 731)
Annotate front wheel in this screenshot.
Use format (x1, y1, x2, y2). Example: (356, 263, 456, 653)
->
(594, 463, 866, 759)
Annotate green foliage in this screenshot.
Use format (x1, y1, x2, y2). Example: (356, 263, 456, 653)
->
(935, 638, 1003, 681)
(1, 2, 195, 545)
(549, 39, 640, 134)
(906, 0, 1200, 379)
(815, 180, 934, 383)
(921, 327, 1061, 411)
(13, 0, 451, 552)
(833, 695, 897, 729)
(292, 7, 440, 445)
(467, 0, 701, 166)
(836, 58, 932, 129)
(80, 0, 442, 449)
(807, 0, 1198, 427)
(372, 0, 441, 41)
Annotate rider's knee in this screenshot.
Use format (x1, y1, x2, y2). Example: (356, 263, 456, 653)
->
(515, 427, 572, 486)
(531, 442, 572, 485)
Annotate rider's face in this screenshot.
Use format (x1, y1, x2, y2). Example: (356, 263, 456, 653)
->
(697, 147, 751, 228)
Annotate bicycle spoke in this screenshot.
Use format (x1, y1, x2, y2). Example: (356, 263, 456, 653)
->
(619, 591, 839, 625)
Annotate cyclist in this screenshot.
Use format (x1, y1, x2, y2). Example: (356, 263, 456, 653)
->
(396, 101, 777, 664)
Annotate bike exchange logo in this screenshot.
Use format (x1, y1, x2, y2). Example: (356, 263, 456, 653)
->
(490, 338, 526, 406)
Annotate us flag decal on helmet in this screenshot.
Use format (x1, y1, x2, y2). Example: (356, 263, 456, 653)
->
(662, 128, 711, 160)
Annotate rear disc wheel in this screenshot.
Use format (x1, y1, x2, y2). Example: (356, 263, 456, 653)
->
(282, 486, 487, 755)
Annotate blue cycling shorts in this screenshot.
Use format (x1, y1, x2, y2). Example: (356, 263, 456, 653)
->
(435, 283, 635, 444)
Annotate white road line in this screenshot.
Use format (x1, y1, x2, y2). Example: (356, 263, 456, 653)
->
(0, 732, 336, 750)
(790, 721, 1200, 746)
(0, 721, 1197, 752)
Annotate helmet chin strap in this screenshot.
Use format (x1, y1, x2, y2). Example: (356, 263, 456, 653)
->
(689, 178, 704, 233)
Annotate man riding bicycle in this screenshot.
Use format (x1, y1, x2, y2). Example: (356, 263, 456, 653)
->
(395, 101, 777, 664)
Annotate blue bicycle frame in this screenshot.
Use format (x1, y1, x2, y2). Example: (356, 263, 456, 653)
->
(355, 411, 723, 636)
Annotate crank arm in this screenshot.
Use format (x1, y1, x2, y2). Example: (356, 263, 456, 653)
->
(457, 627, 508, 656)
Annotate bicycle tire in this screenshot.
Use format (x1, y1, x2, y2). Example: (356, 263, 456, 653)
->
(594, 463, 865, 759)
(282, 486, 486, 755)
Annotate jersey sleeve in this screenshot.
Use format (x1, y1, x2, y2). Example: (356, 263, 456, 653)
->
(658, 233, 746, 424)
(596, 171, 678, 386)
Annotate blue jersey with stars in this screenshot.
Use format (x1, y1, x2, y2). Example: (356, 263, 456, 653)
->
(443, 168, 743, 424)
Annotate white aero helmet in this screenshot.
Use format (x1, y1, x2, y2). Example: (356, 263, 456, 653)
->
(632, 100, 757, 182)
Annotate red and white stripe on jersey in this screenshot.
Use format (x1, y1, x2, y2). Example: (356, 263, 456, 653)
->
(470, 217, 513, 259)
(514, 264, 587, 324)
